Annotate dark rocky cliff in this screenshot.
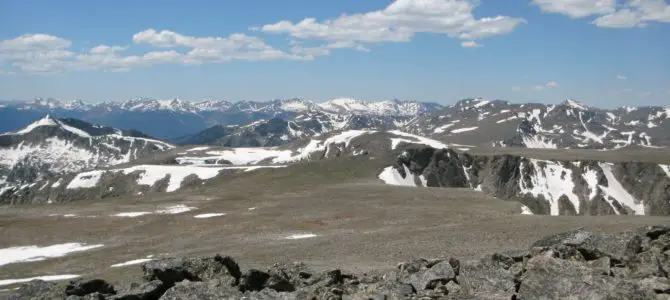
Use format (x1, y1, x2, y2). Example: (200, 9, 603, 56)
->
(388, 147, 670, 216)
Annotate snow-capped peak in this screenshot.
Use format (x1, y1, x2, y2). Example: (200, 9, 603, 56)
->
(194, 99, 233, 111)
(563, 99, 587, 110)
(277, 98, 314, 112)
(14, 115, 59, 134)
(10, 115, 92, 138)
(317, 98, 434, 116)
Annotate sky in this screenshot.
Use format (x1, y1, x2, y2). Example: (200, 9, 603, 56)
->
(0, 0, 668, 107)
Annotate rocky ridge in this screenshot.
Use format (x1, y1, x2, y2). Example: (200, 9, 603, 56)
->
(405, 98, 670, 149)
(7, 225, 670, 299)
(380, 147, 670, 216)
(173, 111, 414, 147)
(0, 130, 470, 204)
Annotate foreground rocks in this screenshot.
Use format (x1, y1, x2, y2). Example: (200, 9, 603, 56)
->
(8, 225, 670, 299)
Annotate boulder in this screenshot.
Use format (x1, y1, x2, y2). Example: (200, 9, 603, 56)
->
(65, 279, 116, 297)
(158, 280, 242, 300)
(6, 280, 67, 300)
(142, 255, 240, 287)
(408, 260, 456, 291)
(109, 280, 166, 300)
(518, 255, 656, 299)
(457, 259, 516, 299)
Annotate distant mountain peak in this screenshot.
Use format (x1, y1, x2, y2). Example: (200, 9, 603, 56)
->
(562, 99, 587, 110)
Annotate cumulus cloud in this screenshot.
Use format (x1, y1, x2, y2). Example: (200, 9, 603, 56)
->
(532, 81, 559, 91)
(260, 0, 525, 49)
(0, 1, 530, 74)
(617, 75, 628, 80)
(532, 0, 670, 28)
(0, 30, 310, 74)
(461, 41, 481, 48)
(532, 0, 616, 18)
(545, 81, 558, 88)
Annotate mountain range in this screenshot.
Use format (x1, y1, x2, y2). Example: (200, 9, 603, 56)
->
(0, 97, 442, 140)
(1, 97, 669, 216)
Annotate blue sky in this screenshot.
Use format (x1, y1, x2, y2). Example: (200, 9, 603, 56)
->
(0, 0, 668, 107)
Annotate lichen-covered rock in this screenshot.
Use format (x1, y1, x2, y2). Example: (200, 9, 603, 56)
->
(158, 280, 242, 300)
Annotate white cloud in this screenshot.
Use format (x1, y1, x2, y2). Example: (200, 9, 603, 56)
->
(89, 45, 127, 54)
(461, 41, 481, 48)
(617, 75, 627, 80)
(0, 34, 71, 52)
(533, 0, 670, 28)
(260, 0, 525, 50)
(0, 30, 312, 74)
(531, 81, 559, 91)
(532, 0, 616, 18)
(511, 86, 522, 91)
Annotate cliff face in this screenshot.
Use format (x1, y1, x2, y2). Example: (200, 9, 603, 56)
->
(384, 147, 670, 216)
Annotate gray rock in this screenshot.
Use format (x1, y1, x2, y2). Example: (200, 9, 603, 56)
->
(142, 254, 240, 286)
(6, 280, 67, 300)
(242, 288, 298, 300)
(239, 269, 270, 292)
(628, 249, 666, 278)
(578, 231, 646, 262)
(457, 259, 516, 299)
(65, 279, 116, 297)
(109, 280, 166, 300)
(158, 280, 242, 300)
(586, 256, 611, 275)
(408, 260, 456, 291)
(518, 255, 655, 299)
(268, 262, 314, 288)
(66, 292, 106, 300)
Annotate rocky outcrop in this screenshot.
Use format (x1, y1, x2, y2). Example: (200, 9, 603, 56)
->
(383, 147, 670, 216)
(8, 225, 670, 299)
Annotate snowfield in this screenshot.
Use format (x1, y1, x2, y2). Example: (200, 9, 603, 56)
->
(0, 243, 103, 266)
(378, 165, 421, 187)
(119, 165, 224, 192)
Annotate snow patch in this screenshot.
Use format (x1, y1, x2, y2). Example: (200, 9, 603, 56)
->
(521, 205, 534, 215)
(0, 243, 104, 266)
(66, 170, 104, 189)
(0, 275, 81, 287)
(112, 212, 152, 218)
(378, 165, 418, 187)
(15, 116, 59, 134)
(155, 204, 196, 214)
(194, 213, 226, 219)
(518, 159, 580, 216)
(522, 136, 558, 149)
(388, 130, 448, 150)
(186, 146, 210, 152)
(110, 257, 154, 268)
(598, 163, 645, 215)
(450, 127, 478, 134)
(285, 233, 318, 240)
(119, 165, 223, 192)
(660, 165, 670, 178)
